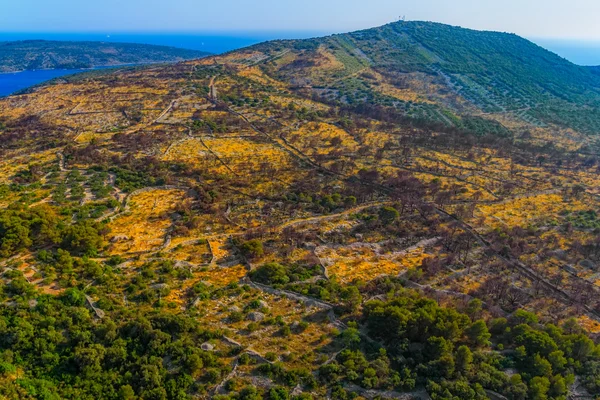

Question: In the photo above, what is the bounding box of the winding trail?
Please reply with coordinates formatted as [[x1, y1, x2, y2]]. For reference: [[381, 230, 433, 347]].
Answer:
[[277, 201, 388, 230], [208, 76, 217, 101], [57, 152, 67, 172]]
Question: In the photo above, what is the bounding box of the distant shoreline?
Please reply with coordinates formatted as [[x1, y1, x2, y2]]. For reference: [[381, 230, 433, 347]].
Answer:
[[0, 39, 208, 75], [0, 60, 172, 75], [0, 63, 165, 98]]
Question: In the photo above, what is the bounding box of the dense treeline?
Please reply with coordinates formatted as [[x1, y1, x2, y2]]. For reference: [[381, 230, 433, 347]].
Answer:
[[315, 283, 600, 400], [0, 204, 106, 258], [5, 275, 600, 399], [0, 292, 225, 399]]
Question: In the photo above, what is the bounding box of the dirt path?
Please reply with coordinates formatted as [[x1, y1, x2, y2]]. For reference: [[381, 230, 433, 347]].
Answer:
[[57, 151, 67, 172], [243, 278, 335, 310], [208, 76, 217, 101], [277, 201, 389, 230], [154, 99, 177, 124], [342, 383, 430, 400]]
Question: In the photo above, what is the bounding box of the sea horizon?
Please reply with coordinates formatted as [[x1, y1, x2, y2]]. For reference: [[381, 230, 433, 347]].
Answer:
[[1, 31, 600, 65], [0, 31, 331, 54], [531, 37, 600, 66]]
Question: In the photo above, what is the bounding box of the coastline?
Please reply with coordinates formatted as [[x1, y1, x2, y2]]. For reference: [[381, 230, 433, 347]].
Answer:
[[0, 60, 187, 75], [0, 63, 155, 98]]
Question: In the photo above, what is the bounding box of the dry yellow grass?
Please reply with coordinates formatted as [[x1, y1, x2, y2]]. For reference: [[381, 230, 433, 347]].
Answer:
[[269, 95, 329, 112], [238, 66, 287, 89], [107, 188, 185, 254], [287, 122, 359, 157], [161, 138, 210, 165], [202, 137, 293, 176], [369, 71, 433, 104], [208, 238, 230, 262], [166, 239, 212, 264], [197, 264, 247, 286], [577, 316, 600, 333], [475, 193, 585, 230], [322, 243, 431, 282], [198, 289, 335, 370], [0, 149, 55, 184]]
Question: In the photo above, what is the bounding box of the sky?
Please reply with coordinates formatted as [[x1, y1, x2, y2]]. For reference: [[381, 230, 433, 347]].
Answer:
[[2, 0, 600, 40]]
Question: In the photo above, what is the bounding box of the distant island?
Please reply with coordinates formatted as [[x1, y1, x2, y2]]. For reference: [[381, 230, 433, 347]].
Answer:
[[0, 40, 209, 72]]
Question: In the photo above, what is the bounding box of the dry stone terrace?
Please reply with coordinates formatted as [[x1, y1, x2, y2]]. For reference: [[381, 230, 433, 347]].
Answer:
[[3, 23, 600, 398]]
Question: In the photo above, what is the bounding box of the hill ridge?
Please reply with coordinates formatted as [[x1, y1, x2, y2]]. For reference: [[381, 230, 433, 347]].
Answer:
[[241, 20, 600, 132]]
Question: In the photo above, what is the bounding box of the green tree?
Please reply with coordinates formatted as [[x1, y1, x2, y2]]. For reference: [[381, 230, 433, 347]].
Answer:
[[344, 196, 357, 208], [455, 345, 473, 374], [425, 336, 453, 361], [239, 386, 262, 400], [513, 328, 558, 358], [547, 350, 567, 372], [466, 320, 491, 347], [0, 215, 31, 257], [250, 263, 289, 285], [340, 327, 361, 349], [531, 354, 552, 378], [61, 220, 104, 256], [340, 286, 362, 311], [240, 239, 264, 259], [549, 375, 568, 398], [505, 374, 528, 400], [119, 385, 136, 400], [571, 334, 595, 362], [465, 299, 483, 319], [61, 288, 86, 307], [511, 309, 538, 326], [268, 387, 290, 400], [378, 206, 399, 225], [528, 376, 550, 400]]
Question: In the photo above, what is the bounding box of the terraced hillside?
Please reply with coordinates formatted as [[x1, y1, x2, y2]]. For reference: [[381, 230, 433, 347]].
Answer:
[[2, 22, 600, 400], [249, 21, 600, 133]]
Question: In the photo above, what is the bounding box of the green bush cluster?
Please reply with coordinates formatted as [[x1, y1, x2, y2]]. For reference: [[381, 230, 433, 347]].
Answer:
[[317, 289, 600, 399], [0, 204, 106, 258], [0, 296, 225, 399]]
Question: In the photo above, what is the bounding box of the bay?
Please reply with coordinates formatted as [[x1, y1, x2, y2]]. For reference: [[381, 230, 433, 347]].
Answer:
[[0, 69, 91, 97]]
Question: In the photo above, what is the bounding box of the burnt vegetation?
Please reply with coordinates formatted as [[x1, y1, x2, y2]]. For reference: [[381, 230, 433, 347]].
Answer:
[[2, 20, 600, 400]]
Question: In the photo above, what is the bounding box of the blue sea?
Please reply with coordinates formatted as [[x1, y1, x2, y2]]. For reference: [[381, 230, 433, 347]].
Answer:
[[1, 32, 599, 97], [0, 32, 327, 54], [531, 38, 600, 66], [0, 67, 121, 97]]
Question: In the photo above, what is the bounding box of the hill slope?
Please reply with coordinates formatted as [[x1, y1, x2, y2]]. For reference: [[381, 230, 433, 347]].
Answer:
[[0, 40, 209, 72], [248, 21, 600, 133], [2, 21, 600, 399]]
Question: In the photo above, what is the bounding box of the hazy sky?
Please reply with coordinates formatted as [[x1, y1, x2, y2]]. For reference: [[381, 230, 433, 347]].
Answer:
[[2, 0, 600, 40]]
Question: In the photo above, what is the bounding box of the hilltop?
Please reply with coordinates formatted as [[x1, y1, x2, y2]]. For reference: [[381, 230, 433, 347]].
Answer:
[[248, 20, 600, 133], [0, 40, 209, 72], [2, 21, 600, 399]]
